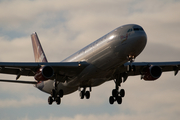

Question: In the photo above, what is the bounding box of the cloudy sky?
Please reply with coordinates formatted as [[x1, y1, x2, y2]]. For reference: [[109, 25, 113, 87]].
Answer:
[[0, 0, 180, 120]]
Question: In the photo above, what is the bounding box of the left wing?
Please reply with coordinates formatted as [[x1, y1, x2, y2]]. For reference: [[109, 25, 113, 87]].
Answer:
[[0, 61, 89, 82], [119, 61, 180, 81], [0, 79, 37, 84]]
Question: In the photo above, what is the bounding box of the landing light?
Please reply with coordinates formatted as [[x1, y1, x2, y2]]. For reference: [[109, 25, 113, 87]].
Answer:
[[109, 35, 115, 40]]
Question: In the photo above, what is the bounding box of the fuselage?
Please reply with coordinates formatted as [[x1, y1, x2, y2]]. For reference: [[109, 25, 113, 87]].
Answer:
[[36, 24, 147, 95]]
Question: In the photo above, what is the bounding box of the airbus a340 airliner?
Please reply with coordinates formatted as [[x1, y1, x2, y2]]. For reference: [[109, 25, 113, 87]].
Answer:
[[0, 24, 179, 105]]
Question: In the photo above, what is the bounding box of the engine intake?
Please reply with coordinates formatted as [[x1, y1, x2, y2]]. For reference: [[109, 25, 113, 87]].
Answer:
[[34, 66, 54, 81], [143, 65, 162, 81]]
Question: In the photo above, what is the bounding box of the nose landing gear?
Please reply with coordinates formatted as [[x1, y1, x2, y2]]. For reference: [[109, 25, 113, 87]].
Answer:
[[127, 55, 136, 72]]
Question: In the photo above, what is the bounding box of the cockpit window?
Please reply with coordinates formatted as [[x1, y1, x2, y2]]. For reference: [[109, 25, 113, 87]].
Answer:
[[128, 27, 144, 32], [133, 27, 144, 31]]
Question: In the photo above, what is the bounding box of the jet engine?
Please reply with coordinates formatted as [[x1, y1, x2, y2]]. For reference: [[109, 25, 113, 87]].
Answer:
[[142, 65, 162, 81], [34, 66, 54, 81]]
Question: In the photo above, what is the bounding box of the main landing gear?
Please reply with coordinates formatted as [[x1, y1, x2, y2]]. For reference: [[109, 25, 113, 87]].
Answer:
[[109, 77, 125, 105], [109, 55, 135, 105], [48, 81, 64, 105], [79, 87, 91, 99]]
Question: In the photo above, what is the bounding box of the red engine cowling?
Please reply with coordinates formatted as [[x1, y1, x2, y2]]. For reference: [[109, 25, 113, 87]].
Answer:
[[142, 65, 162, 81], [34, 66, 54, 81]]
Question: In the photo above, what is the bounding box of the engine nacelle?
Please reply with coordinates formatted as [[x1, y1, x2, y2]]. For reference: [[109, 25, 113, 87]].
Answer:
[[34, 66, 54, 81], [142, 65, 162, 81]]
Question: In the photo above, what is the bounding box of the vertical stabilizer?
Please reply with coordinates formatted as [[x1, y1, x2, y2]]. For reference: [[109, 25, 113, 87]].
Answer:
[[31, 32, 48, 62]]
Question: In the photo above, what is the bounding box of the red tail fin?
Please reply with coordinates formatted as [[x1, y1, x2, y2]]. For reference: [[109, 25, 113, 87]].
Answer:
[[31, 32, 48, 62]]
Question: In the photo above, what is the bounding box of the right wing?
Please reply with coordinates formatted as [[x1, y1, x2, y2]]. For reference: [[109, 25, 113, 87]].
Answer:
[[115, 61, 180, 81], [124, 61, 180, 76]]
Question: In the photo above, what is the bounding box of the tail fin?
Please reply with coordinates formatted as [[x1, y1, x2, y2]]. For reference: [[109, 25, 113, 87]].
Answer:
[[31, 32, 48, 62]]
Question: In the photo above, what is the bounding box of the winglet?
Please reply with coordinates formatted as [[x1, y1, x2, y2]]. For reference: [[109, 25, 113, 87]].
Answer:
[[31, 32, 48, 62]]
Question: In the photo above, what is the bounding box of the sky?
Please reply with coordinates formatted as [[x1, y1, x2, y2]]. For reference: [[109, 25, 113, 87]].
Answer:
[[0, 0, 180, 120]]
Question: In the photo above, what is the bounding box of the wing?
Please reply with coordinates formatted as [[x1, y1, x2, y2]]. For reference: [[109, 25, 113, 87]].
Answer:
[[0, 61, 89, 82], [0, 79, 37, 84], [120, 61, 180, 80]]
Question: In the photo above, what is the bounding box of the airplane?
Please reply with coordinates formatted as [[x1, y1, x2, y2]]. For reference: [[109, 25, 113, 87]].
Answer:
[[0, 24, 179, 105]]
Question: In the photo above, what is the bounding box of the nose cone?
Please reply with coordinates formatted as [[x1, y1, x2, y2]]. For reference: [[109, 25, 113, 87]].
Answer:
[[137, 32, 147, 47], [128, 32, 147, 57]]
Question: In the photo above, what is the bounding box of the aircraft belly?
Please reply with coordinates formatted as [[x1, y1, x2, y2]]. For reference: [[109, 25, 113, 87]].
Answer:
[[36, 64, 113, 96], [36, 80, 78, 95]]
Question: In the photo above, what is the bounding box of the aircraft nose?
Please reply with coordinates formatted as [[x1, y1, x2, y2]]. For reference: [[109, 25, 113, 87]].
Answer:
[[128, 32, 147, 57], [134, 32, 147, 47]]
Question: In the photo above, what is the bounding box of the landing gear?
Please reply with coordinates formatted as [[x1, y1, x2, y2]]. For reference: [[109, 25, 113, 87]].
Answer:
[[109, 75, 125, 105], [127, 55, 135, 63], [109, 88, 125, 105], [55, 97, 61, 105], [48, 89, 63, 105], [127, 55, 136, 72], [79, 87, 91, 99], [48, 96, 53, 105], [48, 80, 64, 105], [109, 55, 134, 105]]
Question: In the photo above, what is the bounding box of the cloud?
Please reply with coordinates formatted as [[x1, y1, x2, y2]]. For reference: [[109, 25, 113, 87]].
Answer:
[[16, 108, 180, 120], [0, 95, 46, 108], [0, 0, 180, 61], [0, 0, 180, 120]]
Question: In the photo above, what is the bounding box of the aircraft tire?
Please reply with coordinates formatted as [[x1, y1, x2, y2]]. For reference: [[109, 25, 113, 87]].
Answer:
[[85, 91, 90, 99], [59, 89, 64, 98], [116, 96, 122, 104], [56, 97, 61, 105], [48, 96, 53, 105], [112, 89, 118, 97], [80, 91, 84, 99], [109, 96, 114, 104], [120, 89, 125, 97]]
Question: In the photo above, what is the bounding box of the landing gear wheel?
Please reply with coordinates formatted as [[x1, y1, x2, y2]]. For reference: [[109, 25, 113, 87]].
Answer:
[[59, 89, 64, 98], [109, 96, 114, 105], [109, 77, 126, 105], [112, 89, 118, 97], [85, 91, 90, 99], [79, 87, 92, 100], [80, 91, 85, 99], [48, 96, 53, 105], [56, 97, 61, 105], [116, 96, 122, 104], [120, 89, 125, 97]]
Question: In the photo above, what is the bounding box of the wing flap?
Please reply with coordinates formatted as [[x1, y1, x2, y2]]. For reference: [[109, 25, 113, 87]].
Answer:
[[0, 67, 34, 76]]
